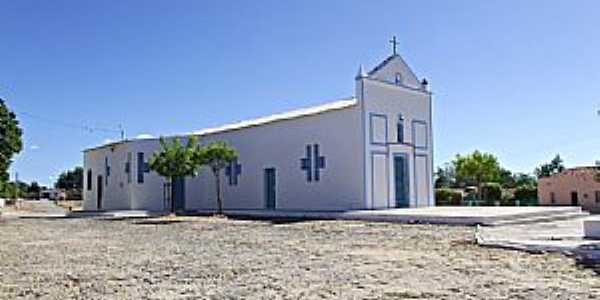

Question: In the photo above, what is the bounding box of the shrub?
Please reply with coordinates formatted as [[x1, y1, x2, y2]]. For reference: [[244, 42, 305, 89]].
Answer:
[[500, 189, 515, 206], [514, 185, 538, 205], [435, 188, 463, 206], [481, 182, 502, 202]]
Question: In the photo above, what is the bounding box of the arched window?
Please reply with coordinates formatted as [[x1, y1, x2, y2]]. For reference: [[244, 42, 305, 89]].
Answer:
[[397, 114, 404, 143], [394, 72, 403, 85]]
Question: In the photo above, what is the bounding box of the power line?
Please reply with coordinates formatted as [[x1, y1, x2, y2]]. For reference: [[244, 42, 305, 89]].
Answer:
[[13, 109, 125, 138]]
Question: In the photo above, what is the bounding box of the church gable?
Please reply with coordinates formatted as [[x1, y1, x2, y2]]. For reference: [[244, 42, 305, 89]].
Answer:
[[368, 54, 422, 89]]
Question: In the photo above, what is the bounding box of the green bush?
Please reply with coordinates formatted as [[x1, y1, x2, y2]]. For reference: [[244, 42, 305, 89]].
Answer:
[[514, 185, 538, 204], [435, 188, 463, 206], [482, 182, 502, 202]]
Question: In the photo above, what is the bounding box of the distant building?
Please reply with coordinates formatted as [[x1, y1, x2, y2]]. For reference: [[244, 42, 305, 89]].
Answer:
[[538, 166, 600, 212], [82, 46, 435, 212]]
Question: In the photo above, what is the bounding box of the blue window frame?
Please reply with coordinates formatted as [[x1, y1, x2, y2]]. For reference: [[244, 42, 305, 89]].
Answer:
[[125, 152, 132, 184], [105, 157, 110, 186], [300, 145, 312, 182], [300, 144, 326, 182], [313, 144, 326, 182], [225, 159, 242, 186], [137, 152, 148, 184]]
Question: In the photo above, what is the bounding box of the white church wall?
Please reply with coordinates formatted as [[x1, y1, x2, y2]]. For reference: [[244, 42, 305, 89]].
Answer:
[[369, 56, 422, 89], [83, 142, 132, 211], [371, 152, 389, 208], [127, 139, 167, 211], [415, 154, 431, 207], [360, 75, 434, 209], [84, 103, 365, 212], [186, 104, 365, 211]]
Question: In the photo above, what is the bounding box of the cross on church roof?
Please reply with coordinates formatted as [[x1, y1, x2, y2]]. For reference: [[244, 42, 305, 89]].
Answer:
[[389, 36, 398, 56]]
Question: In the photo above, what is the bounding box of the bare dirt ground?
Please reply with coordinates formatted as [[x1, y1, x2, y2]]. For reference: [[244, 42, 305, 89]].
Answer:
[[1, 217, 599, 299]]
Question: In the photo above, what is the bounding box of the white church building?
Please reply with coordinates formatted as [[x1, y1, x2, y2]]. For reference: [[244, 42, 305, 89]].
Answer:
[[83, 46, 434, 212]]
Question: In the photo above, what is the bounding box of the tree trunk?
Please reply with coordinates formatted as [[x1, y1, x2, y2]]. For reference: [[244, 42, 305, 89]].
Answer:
[[214, 169, 223, 215]]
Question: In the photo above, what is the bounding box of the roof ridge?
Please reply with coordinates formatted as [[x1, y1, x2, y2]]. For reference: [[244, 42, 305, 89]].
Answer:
[[191, 96, 357, 136], [83, 97, 358, 152], [368, 54, 398, 75]]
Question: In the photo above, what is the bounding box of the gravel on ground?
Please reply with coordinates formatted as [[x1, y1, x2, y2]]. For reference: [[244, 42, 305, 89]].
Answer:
[[0, 217, 599, 299]]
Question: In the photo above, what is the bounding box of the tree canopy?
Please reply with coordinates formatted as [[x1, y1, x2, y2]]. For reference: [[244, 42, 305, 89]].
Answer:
[[534, 154, 565, 179], [0, 99, 23, 185], [195, 141, 238, 175], [196, 141, 238, 215], [149, 136, 202, 179], [148, 136, 203, 213], [434, 163, 455, 188], [55, 167, 84, 190], [453, 150, 502, 199]]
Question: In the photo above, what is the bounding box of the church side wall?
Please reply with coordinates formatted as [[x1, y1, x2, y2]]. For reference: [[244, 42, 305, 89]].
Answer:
[[84, 104, 365, 212], [186, 105, 365, 211], [83, 142, 132, 211]]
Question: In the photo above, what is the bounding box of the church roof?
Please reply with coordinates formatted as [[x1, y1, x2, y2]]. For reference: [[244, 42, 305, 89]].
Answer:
[[191, 97, 357, 136], [84, 97, 357, 152]]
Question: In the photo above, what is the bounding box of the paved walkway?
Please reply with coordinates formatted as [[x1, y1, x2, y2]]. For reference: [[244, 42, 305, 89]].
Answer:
[[193, 206, 585, 226], [477, 217, 600, 264], [2, 205, 587, 226], [0, 200, 68, 219]]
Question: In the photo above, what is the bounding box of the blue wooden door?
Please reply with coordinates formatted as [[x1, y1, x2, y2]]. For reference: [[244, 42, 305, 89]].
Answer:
[[97, 175, 103, 210], [394, 156, 409, 208], [173, 177, 186, 211], [264, 168, 276, 209]]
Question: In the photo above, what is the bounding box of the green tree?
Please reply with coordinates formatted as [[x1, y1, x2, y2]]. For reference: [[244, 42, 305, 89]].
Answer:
[[28, 181, 41, 199], [534, 154, 565, 179], [513, 173, 537, 187], [0, 99, 23, 194], [499, 168, 515, 188], [2, 181, 17, 199], [453, 150, 502, 200], [149, 136, 202, 213], [434, 163, 455, 188], [196, 141, 238, 215], [55, 167, 84, 189]]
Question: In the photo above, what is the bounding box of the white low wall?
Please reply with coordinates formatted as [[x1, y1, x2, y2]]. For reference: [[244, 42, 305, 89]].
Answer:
[[584, 218, 600, 239]]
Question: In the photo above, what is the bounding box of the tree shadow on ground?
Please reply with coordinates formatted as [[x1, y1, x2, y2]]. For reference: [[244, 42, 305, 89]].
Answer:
[[92, 217, 188, 225], [574, 244, 600, 275], [180, 210, 336, 225], [223, 215, 327, 225], [131, 219, 187, 225]]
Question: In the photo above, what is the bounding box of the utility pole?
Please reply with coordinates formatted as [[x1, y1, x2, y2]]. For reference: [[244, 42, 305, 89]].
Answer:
[[14, 171, 19, 200], [119, 124, 125, 141]]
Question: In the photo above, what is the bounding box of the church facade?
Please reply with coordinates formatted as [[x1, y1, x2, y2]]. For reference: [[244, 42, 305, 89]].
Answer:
[[83, 51, 434, 212]]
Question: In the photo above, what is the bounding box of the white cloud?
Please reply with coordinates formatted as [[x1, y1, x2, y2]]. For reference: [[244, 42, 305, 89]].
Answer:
[[135, 134, 154, 140], [30, 145, 40, 150]]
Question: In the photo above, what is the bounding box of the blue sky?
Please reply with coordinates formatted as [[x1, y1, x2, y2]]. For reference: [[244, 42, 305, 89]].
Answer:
[[1, 1, 599, 186]]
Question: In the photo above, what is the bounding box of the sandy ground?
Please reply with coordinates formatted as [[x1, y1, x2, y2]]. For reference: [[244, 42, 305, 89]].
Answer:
[[0, 217, 599, 299]]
